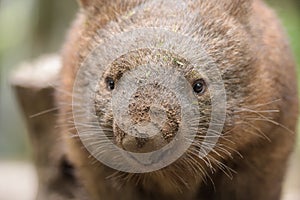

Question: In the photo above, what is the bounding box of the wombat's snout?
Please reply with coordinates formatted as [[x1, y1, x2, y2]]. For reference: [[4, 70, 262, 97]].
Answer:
[[114, 87, 181, 153]]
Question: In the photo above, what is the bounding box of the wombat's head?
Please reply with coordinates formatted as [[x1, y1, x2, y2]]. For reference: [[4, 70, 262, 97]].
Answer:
[[64, 0, 288, 195], [98, 49, 210, 153]]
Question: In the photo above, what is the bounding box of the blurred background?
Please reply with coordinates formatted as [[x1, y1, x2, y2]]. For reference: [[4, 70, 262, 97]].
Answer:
[[0, 0, 299, 199]]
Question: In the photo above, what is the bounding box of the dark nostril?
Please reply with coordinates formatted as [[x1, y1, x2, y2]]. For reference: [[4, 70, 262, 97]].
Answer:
[[106, 77, 115, 90]]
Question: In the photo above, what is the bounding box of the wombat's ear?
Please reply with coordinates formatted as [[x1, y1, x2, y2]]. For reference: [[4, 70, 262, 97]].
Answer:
[[225, 0, 253, 21], [77, 0, 92, 9]]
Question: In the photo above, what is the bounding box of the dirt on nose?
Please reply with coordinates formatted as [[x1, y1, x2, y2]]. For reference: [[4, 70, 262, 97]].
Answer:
[[114, 83, 181, 153]]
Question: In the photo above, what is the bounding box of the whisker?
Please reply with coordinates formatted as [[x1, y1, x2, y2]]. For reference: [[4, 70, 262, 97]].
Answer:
[[30, 107, 61, 118]]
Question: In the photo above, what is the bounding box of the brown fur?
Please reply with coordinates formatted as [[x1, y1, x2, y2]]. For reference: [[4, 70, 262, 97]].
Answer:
[[58, 0, 298, 199]]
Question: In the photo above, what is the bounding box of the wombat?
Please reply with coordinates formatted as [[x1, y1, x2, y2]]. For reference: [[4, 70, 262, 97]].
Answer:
[[58, 0, 299, 199]]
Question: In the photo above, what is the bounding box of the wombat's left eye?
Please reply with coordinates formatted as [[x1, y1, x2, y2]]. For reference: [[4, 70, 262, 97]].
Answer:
[[193, 79, 206, 94], [106, 77, 115, 91]]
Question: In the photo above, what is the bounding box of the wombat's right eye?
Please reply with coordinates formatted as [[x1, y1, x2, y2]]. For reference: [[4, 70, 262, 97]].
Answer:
[[106, 77, 115, 91]]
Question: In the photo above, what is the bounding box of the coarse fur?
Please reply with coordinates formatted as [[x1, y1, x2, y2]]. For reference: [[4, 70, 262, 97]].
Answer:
[[58, 0, 298, 199]]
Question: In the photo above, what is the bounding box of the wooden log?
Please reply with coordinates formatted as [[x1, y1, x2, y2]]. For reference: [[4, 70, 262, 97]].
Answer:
[[10, 55, 88, 200]]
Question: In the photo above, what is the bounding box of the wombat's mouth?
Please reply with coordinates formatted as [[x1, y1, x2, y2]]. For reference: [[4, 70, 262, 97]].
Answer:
[[125, 148, 172, 166]]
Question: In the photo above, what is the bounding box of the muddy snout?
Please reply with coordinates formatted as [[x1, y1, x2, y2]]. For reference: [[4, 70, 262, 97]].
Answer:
[[114, 85, 181, 153]]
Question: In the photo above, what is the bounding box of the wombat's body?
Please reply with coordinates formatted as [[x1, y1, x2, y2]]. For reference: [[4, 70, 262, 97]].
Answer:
[[58, 0, 298, 199]]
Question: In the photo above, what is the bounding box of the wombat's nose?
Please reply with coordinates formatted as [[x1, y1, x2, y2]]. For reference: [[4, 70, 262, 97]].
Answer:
[[119, 105, 172, 153], [113, 83, 181, 153], [115, 103, 180, 153]]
